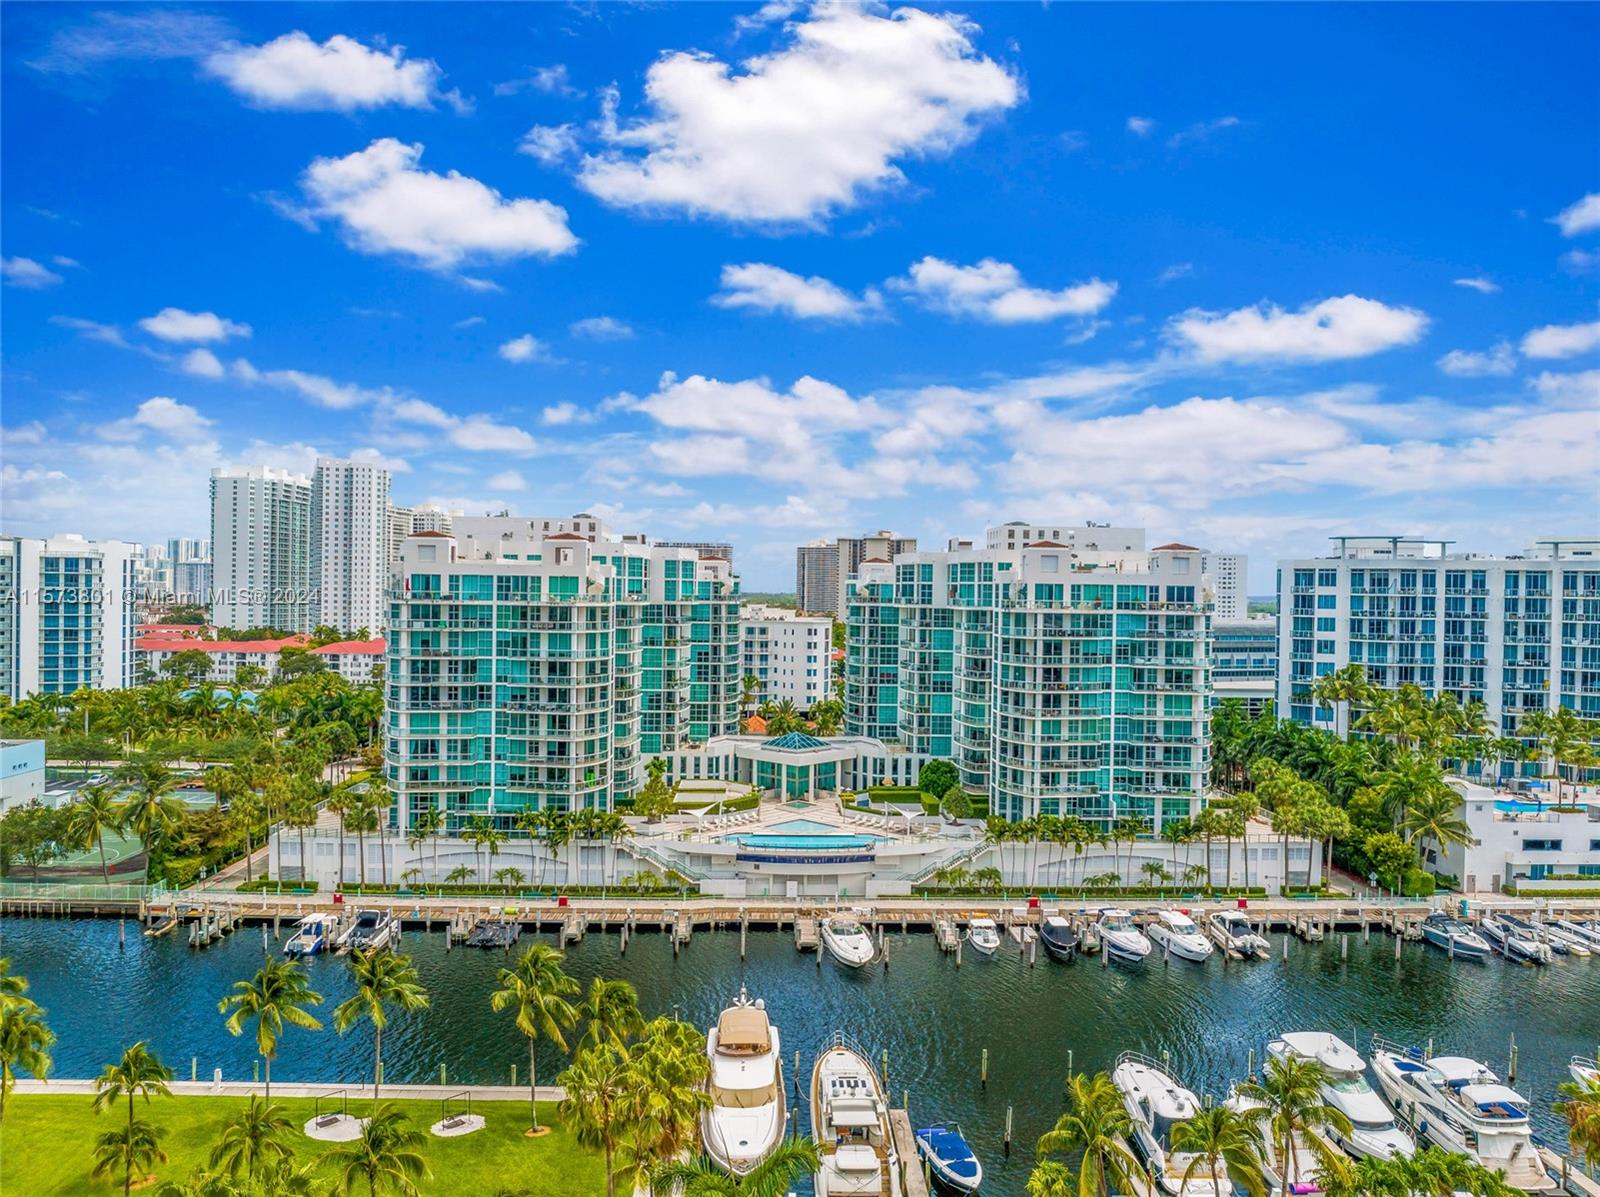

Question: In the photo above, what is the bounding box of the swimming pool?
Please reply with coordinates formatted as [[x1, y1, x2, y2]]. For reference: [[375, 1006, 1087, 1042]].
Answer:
[[767, 817, 845, 835], [1495, 799, 1548, 813], [725, 833, 879, 851]]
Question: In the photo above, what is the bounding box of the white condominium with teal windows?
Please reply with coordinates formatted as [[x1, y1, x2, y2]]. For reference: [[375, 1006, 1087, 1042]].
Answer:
[[0, 534, 138, 697], [845, 533, 1213, 830], [385, 517, 739, 829], [1276, 536, 1600, 758]]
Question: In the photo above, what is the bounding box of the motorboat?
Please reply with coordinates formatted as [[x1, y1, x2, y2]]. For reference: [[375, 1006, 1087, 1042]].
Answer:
[[1096, 910, 1152, 963], [1226, 1086, 1329, 1194], [1147, 910, 1214, 963], [1418, 912, 1491, 962], [282, 913, 339, 957], [1554, 918, 1600, 951], [1501, 912, 1566, 955], [966, 918, 1001, 956], [821, 915, 876, 969], [1572, 1056, 1600, 1087], [915, 1123, 982, 1194], [702, 987, 785, 1176], [1039, 915, 1081, 962], [812, 1032, 902, 1197], [1113, 1051, 1233, 1196], [1369, 1039, 1555, 1192], [339, 909, 399, 953], [1479, 913, 1552, 964], [1208, 909, 1270, 959], [1539, 921, 1593, 956], [1267, 1032, 1413, 1162]]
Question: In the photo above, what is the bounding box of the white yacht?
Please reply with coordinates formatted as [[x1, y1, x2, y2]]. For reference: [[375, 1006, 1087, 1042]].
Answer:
[[821, 915, 876, 969], [1226, 1086, 1330, 1195], [1113, 1052, 1233, 1196], [1537, 920, 1592, 957], [966, 918, 1001, 955], [702, 988, 785, 1176], [1555, 918, 1600, 951], [812, 1033, 902, 1197], [1479, 913, 1552, 964], [1370, 1040, 1555, 1192], [1097, 910, 1152, 963], [1208, 909, 1270, 959], [1267, 1032, 1413, 1162], [339, 909, 399, 953], [1572, 1056, 1599, 1087], [1147, 910, 1214, 962]]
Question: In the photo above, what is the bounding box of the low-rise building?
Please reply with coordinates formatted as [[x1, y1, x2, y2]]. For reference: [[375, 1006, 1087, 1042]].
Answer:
[[136, 632, 311, 683], [740, 604, 832, 710], [312, 638, 385, 684], [1, 739, 45, 813], [1429, 777, 1600, 894]]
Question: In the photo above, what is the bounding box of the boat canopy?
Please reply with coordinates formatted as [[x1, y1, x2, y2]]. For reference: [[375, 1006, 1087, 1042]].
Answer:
[[1045, 915, 1071, 928], [1431, 1057, 1495, 1084], [1459, 1084, 1528, 1118], [921, 1129, 979, 1179], [717, 1008, 772, 1054]]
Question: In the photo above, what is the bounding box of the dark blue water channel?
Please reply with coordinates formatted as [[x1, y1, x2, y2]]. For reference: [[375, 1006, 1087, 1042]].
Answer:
[[5, 917, 1596, 1196]]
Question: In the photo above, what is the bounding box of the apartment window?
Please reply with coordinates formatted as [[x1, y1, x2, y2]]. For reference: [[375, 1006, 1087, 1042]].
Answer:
[[1522, 839, 1562, 851]]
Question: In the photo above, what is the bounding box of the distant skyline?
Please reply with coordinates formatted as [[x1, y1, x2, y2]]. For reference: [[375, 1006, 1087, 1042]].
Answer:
[[2, 3, 1596, 591]]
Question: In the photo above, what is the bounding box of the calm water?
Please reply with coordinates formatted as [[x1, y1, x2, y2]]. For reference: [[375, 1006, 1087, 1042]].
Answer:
[[6, 917, 1597, 1195]]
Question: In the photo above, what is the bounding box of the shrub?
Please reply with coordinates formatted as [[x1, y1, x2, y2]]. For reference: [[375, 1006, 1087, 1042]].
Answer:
[[237, 878, 320, 894], [162, 855, 203, 888], [1400, 868, 1435, 898]]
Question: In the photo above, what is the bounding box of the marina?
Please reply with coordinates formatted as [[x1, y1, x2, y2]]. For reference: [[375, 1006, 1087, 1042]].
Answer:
[[7, 911, 1599, 1196]]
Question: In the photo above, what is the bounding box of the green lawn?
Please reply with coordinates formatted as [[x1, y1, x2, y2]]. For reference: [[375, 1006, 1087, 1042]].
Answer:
[[2, 1093, 604, 1196]]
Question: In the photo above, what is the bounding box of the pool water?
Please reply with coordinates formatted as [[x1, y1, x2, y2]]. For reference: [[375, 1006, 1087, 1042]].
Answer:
[[769, 818, 849, 835], [727, 834, 878, 850], [1495, 799, 1547, 813]]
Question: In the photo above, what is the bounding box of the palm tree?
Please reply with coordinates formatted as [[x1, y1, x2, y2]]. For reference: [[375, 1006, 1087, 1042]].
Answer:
[[207, 1096, 296, 1181], [1171, 1104, 1265, 1197], [93, 1042, 175, 1197], [1025, 1161, 1079, 1197], [446, 864, 473, 887], [333, 952, 430, 1101], [512, 807, 543, 889], [559, 1045, 632, 1197], [1556, 1074, 1600, 1170], [650, 1139, 821, 1197], [740, 673, 762, 718], [1237, 1055, 1351, 1188], [624, 1016, 711, 1174], [66, 781, 125, 886], [1311, 663, 1374, 740], [324, 1102, 430, 1197], [1035, 1071, 1143, 1197], [0, 992, 54, 1122], [1521, 706, 1600, 804], [284, 785, 320, 885], [119, 758, 185, 856], [490, 945, 579, 1134], [1399, 785, 1472, 868], [218, 957, 324, 1104], [577, 977, 644, 1053], [92, 1119, 168, 1197]]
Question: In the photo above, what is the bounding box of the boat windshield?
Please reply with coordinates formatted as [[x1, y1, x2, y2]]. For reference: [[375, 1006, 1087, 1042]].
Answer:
[[1102, 915, 1135, 932], [830, 920, 864, 936], [1326, 1074, 1375, 1096]]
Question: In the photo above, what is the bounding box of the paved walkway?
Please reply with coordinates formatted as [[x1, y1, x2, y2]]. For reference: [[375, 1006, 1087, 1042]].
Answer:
[[13, 1079, 566, 1101]]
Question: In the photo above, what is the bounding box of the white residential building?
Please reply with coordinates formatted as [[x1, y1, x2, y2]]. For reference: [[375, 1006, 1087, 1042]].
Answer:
[[313, 638, 386, 684], [136, 631, 310, 684], [409, 504, 458, 535], [796, 531, 917, 616], [0, 534, 138, 696], [985, 521, 1145, 557], [1202, 551, 1249, 620], [313, 457, 391, 636], [1, 739, 45, 813], [387, 505, 415, 568], [210, 465, 314, 632], [740, 604, 833, 709], [1429, 777, 1600, 894], [1276, 536, 1600, 766]]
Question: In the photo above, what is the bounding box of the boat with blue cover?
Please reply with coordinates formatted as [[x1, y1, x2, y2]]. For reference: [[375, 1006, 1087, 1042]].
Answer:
[[915, 1122, 982, 1193]]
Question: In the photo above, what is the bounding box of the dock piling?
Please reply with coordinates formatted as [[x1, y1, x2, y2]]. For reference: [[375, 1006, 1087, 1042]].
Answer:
[[981, 1047, 988, 1091], [1004, 1105, 1013, 1156]]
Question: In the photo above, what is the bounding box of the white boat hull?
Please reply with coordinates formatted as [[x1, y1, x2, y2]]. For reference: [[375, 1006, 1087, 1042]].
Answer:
[[821, 928, 876, 968]]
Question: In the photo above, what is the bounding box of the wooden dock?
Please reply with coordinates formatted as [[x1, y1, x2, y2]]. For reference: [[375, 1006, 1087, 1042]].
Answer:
[[795, 916, 820, 951], [888, 1109, 930, 1197]]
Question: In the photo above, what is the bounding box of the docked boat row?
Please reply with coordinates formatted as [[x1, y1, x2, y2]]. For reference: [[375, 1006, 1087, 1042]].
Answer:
[[280, 909, 398, 957], [1422, 910, 1600, 965]]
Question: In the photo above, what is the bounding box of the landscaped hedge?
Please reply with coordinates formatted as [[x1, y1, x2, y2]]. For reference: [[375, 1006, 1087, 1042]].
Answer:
[[237, 878, 319, 894]]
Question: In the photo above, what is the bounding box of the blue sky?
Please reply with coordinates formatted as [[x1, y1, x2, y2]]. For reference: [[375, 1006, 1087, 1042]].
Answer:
[[2, 2, 1596, 592]]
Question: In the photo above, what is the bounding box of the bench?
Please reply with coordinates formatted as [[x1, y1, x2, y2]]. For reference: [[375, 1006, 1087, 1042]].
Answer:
[[314, 1113, 343, 1129]]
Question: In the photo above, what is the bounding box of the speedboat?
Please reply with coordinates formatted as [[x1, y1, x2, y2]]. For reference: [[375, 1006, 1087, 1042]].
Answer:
[[282, 913, 339, 957], [1268, 1032, 1413, 1161], [1479, 913, 1552, 964], [1572, 1056, 1600, 1087], [1039, 915, 1081, 962], [915, 1123, 982, 1194], [1113, 1051, 1233, 1196], [1419, 912, 1491, 961], [340, 909, 398, 953], [1147, 910, 1214, 962], [1503, 912, 1565, 955], [1226, 1086, 1329, 1194], [1097, 910, 1152, 964], [812, 1032, 902, 1197], [702, 987, 785, 1176], [821, 915, 876, 969], [1540, 921, 1592, 956], [1369, 1039, 1555, 1192], [1554, 918, 1600, 951], [966, 918, 1001, 956], [1209, 909, 1270, 959]]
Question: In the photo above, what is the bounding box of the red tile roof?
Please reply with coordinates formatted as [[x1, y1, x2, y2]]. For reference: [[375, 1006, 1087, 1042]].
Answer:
[[1153, 542, 1199, 551], [311, 639, 386, 655], [743, 715, 768, 734], [1026, 540, 1068, 548], [546, 531, 587, 540], [410, 530, 451, 538], [136, 634, 310, 654], [861, 556, 889, 563]]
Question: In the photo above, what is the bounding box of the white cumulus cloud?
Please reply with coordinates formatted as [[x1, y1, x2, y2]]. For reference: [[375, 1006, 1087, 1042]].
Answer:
[[1521, 319, 1600, 359], [713, 262, 882, 321], [2, 256, 64, 288], [1170, 294, 1429, 363], [569, 316, 634, 341], [1437, 341, 1516, 377], [179, 348, 226, 379], [896, 256, 1116, 323], [299, 138, 578, 271], [486, 470, 527, 491], [1452, 276, 1500, 294], [99, 397, 214, 443], [138, 307, 251, 343], [577, 4, 1019, 224], [1552, 192, 1600, 238], [498, 334, 548, 363], [205, 31, 460, 112]]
